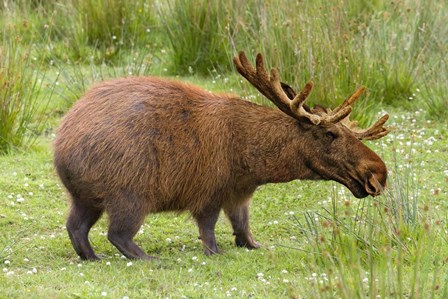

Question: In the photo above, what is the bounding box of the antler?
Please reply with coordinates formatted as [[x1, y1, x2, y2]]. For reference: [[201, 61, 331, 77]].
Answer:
[[233, 51, 390, 140], [320, 88, 391, 140], [340, 114, 390, 140], [233, 51, 322, 125]]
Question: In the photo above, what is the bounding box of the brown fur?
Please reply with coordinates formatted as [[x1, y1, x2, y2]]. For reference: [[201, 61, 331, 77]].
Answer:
[[54, 76, 388, 260]]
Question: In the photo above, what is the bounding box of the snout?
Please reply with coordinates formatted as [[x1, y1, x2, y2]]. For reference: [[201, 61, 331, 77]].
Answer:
[[345, 160, 388, 198]]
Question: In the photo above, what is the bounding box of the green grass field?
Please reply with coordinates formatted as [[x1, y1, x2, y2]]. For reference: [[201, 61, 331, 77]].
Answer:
[[1, 0, 447, 298]]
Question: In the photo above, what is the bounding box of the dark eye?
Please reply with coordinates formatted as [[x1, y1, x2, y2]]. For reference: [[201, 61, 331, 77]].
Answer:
[[326, 131, 336, 141]]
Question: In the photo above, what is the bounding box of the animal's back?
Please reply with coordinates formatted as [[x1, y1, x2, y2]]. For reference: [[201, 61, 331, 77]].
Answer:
[[54, 77, 236, 213]]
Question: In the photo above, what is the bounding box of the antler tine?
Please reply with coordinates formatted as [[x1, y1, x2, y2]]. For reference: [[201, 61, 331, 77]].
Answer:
[[321, 87, 365, 124], [331, 86, 366, 116], [233, 51, 320, 123], [342, 114, 391, 140], [326, 106, 352, 124], [290, 81, 322, 125]]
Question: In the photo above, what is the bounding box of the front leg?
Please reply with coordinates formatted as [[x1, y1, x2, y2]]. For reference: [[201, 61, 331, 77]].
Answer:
[[224, 201, 260, 249], [193, 206, 221, 256]]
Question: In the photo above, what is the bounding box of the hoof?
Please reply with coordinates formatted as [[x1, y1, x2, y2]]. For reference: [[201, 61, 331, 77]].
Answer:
[[235, 236, 261, 249]]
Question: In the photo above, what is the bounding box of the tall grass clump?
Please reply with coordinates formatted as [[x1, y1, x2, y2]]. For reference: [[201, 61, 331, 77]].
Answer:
[[0, 0, 157, 64], [158, 0, 229, 75], [44, 0, 154, 64], [0, 0, 58, 42], [422, 79, 448, 120], [65, 0, 156, 62], [419, 1, 448, 120], [292, 150, 448, 298], [422, 58, 447, 120], [0, 33, 54, 154]]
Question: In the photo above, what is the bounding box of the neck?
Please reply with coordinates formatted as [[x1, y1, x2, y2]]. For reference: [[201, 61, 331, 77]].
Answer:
[[231, 101, 317, 186]]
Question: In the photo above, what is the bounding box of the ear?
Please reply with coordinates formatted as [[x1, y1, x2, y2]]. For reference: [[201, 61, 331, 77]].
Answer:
[[311, 105, 327, 115], [296, 115, 318, 129], [281, 82, 297, 100]]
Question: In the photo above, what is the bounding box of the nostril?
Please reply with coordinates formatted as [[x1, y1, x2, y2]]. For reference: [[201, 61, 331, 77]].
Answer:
[[365, 175, 382, 196]]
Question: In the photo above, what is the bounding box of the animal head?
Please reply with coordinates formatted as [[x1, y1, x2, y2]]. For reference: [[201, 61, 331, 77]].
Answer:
[[234, 52, 390, 198]]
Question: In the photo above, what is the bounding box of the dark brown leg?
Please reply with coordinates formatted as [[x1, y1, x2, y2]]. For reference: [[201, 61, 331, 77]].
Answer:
[[66, 201, 104, 260], [224, 202, 260, 249], [193, 206, 221, 256], [106, 194, 155, 260]]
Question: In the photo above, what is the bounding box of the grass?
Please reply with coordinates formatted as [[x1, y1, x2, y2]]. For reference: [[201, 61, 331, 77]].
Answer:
[[0, 0, 448, 297]]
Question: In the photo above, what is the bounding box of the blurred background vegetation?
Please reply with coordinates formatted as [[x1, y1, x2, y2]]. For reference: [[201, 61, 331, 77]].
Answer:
[[0, 0, 447, 153]]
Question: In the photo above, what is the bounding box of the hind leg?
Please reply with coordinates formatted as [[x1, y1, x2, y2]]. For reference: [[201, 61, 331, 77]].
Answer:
[[66, 201, 104, 260], [224, 201, 260, 249], [106, 194, 155, 260]]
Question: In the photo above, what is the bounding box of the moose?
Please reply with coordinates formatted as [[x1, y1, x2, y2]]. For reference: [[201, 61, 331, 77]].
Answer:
[[54, 52, 390, 260]]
